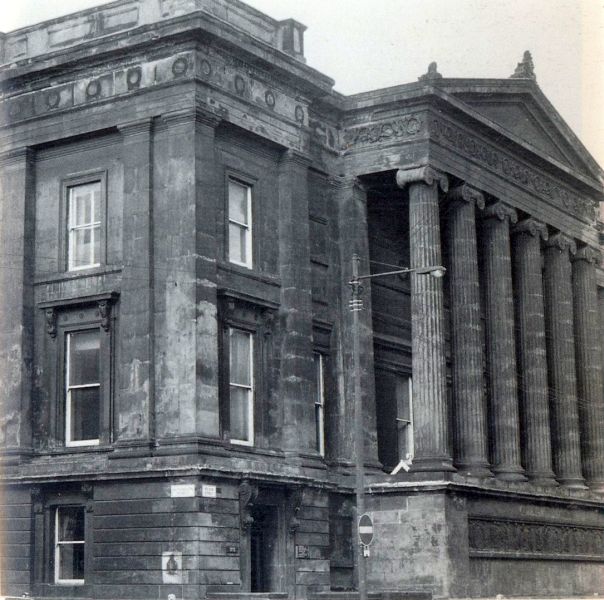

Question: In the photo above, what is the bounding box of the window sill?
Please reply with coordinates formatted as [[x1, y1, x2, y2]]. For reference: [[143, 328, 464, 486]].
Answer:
[[217, 261, 281, 288], [35, 445, 113, 457], [34, 266, 122, 286]]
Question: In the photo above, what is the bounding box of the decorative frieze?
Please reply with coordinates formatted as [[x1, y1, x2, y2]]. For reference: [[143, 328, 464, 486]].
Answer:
[[431, 117, 597, 223], [468, 517, 604, 560], [342, 114, 424, 150]]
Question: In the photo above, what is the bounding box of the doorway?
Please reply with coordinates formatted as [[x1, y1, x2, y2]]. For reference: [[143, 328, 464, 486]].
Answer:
[[249, 505, 281, 592]]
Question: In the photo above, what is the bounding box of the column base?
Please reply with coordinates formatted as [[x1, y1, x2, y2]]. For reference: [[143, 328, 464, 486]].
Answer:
[[557, 477, 588, 490], [492, 465, 527, 482], [410, 455, 456, 474], [585, 479, 604, 493], [454, 461, 494, 479], [526, 471, 558, 487]]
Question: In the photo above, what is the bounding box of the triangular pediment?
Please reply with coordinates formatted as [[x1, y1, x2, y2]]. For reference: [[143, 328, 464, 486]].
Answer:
[[438, 80, 603, 184]]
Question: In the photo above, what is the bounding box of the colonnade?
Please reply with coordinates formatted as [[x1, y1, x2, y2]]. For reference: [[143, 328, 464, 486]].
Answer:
[[396, 166, 604, 491]]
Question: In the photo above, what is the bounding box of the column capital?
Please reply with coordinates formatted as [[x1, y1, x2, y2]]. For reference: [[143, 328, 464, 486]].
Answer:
[[482, 201, 518, 224], [329, 174, 367, 193], [512, 217, 549, 240], [396, 165, 448, 192], [280, 148, 312, 167], [545, 232, 577, 255], [572, 245, 601, 264], [159, 106, 221, 128], [118, 117, 153, 137], [448, 183, 485, 209]]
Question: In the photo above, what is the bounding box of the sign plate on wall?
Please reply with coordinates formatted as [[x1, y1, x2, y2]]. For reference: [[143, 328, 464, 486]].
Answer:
[[170, 483, 195, 498], [358, 513, 374, 546], [202, 484, 217, 498]]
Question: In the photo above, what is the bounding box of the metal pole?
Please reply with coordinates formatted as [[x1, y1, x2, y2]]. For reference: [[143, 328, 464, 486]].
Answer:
[[349, 253, 367, 600]]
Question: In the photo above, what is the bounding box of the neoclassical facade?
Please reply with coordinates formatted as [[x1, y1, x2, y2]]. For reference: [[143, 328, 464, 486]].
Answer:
[[1, 1, 603, 599]]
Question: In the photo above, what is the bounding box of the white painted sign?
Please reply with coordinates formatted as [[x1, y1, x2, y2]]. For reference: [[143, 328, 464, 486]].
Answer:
[[162, 551, 183, 584], [201, 484, 217, 498], [170, 483, 195, 498]]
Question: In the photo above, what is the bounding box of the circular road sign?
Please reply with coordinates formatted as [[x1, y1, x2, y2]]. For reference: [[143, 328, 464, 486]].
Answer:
[[358, 513, 374, 546]]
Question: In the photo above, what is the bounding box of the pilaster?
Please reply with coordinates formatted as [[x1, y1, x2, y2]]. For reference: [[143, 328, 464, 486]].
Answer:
[[511, 218, 557, 486], [278, 150, 315, 455], [572, 245, 604, 491], [396, 166, 454, 473], [544, 233, 586, 489], [333, 175, 380, 467], [481, 201, 526, 481], [0, 148, 35, 463], [446, 183, 491, 478], [152, 107, 221, 442], [116, 118, 154, 448]]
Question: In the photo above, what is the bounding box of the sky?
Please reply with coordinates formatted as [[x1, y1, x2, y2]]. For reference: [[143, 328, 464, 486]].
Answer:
[[1, 0, 603, 168]]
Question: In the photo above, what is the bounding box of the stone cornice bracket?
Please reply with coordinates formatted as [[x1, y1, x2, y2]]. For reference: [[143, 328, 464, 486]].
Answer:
[[98, 300, 112, 332], [45, 308, 57, 338], [286, 485, 305, 535], [238, 479, 258, 532], [512, 217, 549, 240], [396, 166, 449, 193], [545, 232, 577, 255], [572, 245, 601, 264], [117, 117, 153, 137], [280, 148, 312, 167], [448, 183, 485, 209], [482, 201, 518, 224]]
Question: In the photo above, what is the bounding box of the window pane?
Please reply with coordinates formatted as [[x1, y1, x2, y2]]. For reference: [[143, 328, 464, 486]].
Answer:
[[58, 543, 85, 580], [69, 331, 100, 385], [228, 180, 248, 224], [315, 404, 323, 452], [72, 228, 93, 268], [69, 387, 100, 441], [230, 330, 251, 385], [396, 377, 411, 422], [57, 507, 85, 542], [229, 386, 250, 441], [229, 223, 249, 265]]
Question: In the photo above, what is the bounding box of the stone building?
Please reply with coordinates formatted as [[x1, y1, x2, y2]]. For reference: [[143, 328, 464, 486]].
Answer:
[[1, 1, 604, 599]]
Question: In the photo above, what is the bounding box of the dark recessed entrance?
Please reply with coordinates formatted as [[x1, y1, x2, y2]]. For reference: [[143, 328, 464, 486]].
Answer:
[[250, 505, 281, 592]]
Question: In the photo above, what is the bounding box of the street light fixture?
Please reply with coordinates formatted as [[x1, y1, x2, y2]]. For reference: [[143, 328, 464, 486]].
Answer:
[[348, 254, 446, 600]]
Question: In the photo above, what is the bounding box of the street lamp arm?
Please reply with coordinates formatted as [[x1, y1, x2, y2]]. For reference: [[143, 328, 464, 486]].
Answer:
[[350, 265, 446, 283]]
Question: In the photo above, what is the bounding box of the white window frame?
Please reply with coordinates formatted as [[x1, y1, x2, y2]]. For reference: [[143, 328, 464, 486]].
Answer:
[[65, 331, 100, 448], [227, 179, 253, 268], [54, 506, 85, 585], [314, 353, 325, 456], [229, 328, 254, 446], [67, 182, 101, 271]]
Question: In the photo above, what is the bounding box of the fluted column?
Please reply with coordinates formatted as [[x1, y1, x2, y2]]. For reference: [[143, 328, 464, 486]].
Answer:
[[446, 184, 491, 477], [572, 245, 604, 491], [511, 218, 557, 486], [396, 166, 454, 473], [481, 202, 526, 481], [543, 233, 586, 489]]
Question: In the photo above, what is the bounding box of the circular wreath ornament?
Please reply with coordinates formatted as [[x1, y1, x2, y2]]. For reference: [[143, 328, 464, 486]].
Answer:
[[45, 90, 60, 109], [172, 57, 189, 77], [126, 67, 142, 89], [295, 105, 305, 124], [265, 90, 276, 108], [86, 80, 101, 98]]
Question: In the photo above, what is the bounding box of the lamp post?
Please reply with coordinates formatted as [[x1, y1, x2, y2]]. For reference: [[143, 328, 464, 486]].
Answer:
[[349, 254, 446, 600]]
